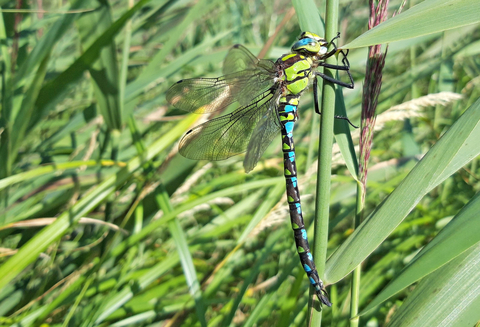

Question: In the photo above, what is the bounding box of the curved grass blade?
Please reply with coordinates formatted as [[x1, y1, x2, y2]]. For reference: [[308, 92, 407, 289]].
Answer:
[[325, 97, 480, 284], [386, 242, 480, 327], [343, 0, 480, 50], [0, 160, 124, 192], [361, 190, 480, 314]]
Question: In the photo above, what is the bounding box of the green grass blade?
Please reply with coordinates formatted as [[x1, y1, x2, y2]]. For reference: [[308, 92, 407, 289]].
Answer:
[[292, 0, 324, 35], [76, 0, 122, 131], [14, 0, 84, 86], [156, 184, 207, 327], [385, 242, 480, 327], [124, 0, 223, 101], [31, 0, 150, 130], [361, 190, 480, 314], [125, 30, 230, 102], [0, 5, 11, 80], [325, 97, 480, 284], [118, 0, 133, 123], [169, 219, 206, 326], [343, 0, 480, 49], [0, 160, 124, 191], [94, 254, 180, 324], [10, 54, 49, 160], [334, 87, 358, 181], [0, 114, 196, 291], [222, 230, 282, 327]]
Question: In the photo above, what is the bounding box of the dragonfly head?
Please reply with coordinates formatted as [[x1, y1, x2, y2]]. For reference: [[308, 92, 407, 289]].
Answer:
[[292, 31, 329, 56]]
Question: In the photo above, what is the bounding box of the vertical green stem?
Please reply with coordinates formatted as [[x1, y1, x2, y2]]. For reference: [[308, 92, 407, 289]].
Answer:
[[310, 0, 339, 325], [349, 182, 364, 327], [119, 0, 134, 118]]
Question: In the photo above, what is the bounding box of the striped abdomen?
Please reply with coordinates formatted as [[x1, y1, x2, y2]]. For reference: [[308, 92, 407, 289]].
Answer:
[[278, 94, 331, 306]]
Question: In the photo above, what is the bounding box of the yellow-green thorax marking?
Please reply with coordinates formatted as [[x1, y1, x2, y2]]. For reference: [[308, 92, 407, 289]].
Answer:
[[276, 31, 329, 97]]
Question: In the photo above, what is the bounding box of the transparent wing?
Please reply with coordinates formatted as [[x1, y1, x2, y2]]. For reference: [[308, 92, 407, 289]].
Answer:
[[166, 45, 276, 114], [179, 88, 279, 162], [222, 44, 275, 75], [243, 94, 282, 173]]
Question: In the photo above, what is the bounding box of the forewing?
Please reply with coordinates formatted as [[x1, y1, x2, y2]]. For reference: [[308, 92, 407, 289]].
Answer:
[[223, 45, 277, 106], [243, 92, 281, 173], [166, 45, 276, 114], [179, 89, 277, 162]]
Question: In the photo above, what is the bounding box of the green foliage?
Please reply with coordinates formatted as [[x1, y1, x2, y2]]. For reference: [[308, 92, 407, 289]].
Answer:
[[0, 0, 479, 326]]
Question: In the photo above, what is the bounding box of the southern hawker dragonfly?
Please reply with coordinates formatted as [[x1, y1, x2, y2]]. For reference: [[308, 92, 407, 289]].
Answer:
[[167, 32, 354, 306]]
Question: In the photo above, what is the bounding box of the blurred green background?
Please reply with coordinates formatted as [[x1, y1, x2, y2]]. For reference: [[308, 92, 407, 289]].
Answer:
[[0, 0, 480, 326]]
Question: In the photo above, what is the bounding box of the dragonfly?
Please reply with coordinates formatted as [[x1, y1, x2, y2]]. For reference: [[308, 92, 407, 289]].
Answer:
[[166, 31, 354, 306]]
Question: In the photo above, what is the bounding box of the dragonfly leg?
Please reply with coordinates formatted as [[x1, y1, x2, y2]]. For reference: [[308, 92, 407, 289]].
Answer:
[[316, 49, 354, 89], [318, 62, 350, 71], [323, 32, 341, 58], [315, 71, 354, 89], [313, 74, 358, 128], [313, 74, 321, 115], [318, 50, 351, 71]]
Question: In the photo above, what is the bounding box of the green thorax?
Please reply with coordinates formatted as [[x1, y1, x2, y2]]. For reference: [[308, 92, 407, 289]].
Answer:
[[277, 53, 314, 95]]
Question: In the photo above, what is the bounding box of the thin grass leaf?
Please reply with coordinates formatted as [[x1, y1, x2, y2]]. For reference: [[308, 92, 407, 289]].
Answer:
[[334, 87, 358, 181], [343, 0, 480, 49], [125, 0, 224, 101], [31, 0, 150, 131], [0, 160, 124, 192], [14, 0, 84, 86], [10, 54, 49, 160], [0, 5, 11, 80], [76, 0, 122, 131], [292, 0, 324, 36], [159, 188, 207, 327], [94, 254, 180, 324], [222, 230, 282, 327]]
